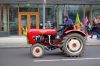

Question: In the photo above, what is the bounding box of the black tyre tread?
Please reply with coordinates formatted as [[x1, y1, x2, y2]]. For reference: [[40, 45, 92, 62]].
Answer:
[[63, 33, 86, 57], [60, 47, 64, 53]]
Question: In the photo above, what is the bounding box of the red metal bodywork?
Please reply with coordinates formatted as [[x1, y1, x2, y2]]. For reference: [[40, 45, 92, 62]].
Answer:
[[27, 29, 57, 44], [65, 30, 86, 36], [27, 28, 86, 45]]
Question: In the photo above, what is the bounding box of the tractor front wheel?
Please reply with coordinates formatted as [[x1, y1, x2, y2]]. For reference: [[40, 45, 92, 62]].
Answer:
[[30, 44, 44, 58], [63, 33, 85, 57]]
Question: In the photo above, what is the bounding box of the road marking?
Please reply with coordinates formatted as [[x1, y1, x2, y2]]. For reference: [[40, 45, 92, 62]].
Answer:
[[33, 58, 100, 62]]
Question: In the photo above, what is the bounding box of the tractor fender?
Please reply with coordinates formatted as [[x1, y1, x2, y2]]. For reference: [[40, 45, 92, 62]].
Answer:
[[65, 30, 86, 37]]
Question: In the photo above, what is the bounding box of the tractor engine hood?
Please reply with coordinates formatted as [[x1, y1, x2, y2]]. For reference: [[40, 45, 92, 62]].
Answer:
[[27, 29, 57, 44], [27, 29, 57, 36]]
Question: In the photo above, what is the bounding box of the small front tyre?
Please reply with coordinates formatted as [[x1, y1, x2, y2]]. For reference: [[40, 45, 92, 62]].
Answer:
[[30, 44, 44, 58]]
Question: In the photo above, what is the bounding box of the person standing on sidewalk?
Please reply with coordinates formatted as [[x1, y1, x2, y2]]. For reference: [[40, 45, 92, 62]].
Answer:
[[46, 19, 51, 29], [90, 16, 100, 38], [96, 16, 100, 39], [22, 26, 27, 36]]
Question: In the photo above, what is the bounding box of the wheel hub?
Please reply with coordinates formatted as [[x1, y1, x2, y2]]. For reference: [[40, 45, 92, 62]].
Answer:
[[35, 48, 40, 53], [72, 43, 77, 48], [67, 39, 81, 52], [32, 47, 42, 57]]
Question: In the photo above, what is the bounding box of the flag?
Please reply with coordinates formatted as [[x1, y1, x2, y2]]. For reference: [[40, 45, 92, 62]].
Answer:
[[75, 13, 81, 30]]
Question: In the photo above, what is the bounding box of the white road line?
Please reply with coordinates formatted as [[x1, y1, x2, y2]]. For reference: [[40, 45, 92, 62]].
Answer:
[[33, 58, 100, 62]]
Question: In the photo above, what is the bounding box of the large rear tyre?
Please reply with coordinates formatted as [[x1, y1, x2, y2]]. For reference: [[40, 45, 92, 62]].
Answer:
[[63, 33, 85, 57], [30, 44, 44, 58]]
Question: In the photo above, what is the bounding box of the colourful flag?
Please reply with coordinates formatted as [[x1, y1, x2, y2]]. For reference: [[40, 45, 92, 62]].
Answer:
[[75, 13, 81, 30]]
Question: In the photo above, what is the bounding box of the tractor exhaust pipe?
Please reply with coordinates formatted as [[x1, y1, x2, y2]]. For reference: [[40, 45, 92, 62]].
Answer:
[[48, 35, 51, 44]]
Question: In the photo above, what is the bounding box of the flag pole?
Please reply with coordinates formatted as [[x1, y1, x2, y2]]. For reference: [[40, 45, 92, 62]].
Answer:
[[90, 0, 93, 26], [83, 0, 86, 18], [83, 0, 87, 33], [43, 0, 46, 29]]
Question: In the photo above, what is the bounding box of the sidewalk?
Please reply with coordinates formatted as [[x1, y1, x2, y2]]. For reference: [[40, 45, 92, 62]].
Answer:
[[87, 35, 100, 45], [0, 35, 100, 48], [0, 36, 31, 48]]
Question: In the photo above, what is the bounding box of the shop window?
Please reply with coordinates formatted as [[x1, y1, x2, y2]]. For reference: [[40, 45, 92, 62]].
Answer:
[[9, 5, 18, 34]]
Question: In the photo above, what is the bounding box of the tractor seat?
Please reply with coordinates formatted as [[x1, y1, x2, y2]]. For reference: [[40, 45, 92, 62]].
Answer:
[[66, 24, 74, 31]]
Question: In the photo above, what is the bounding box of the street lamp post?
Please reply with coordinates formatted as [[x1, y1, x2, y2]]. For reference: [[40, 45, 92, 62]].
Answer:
[[43, 0, 46, 29]]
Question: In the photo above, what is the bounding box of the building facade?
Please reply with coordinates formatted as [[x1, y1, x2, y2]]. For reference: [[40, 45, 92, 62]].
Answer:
[[0, 0, 100, 35]]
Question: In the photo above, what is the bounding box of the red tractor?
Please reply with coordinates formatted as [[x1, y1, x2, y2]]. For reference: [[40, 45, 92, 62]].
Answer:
[[27, 27, 86, 58]]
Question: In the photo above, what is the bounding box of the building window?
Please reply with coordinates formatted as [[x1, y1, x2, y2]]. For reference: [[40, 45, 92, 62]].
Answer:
[[9, 5, 18, 34]]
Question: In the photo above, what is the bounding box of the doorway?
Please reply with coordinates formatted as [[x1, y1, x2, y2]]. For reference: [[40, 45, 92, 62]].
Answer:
[[18, 12, 39, 36]]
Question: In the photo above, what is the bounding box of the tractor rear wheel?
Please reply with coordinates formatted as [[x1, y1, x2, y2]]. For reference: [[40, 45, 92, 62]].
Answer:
[[63, 33, 85, 57], [30, 44, 44, 58]]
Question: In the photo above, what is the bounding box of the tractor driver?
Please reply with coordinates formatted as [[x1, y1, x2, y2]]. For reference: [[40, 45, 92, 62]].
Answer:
[[58, 16, 74, 35]]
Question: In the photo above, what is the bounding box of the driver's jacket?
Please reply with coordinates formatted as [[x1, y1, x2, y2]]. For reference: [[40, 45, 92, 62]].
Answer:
[[60, 19, 74, 30], [59, 18, 74, 35]]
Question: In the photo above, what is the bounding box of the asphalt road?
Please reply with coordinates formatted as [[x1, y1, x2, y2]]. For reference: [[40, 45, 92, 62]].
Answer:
[[0, 46, 100, 66]]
